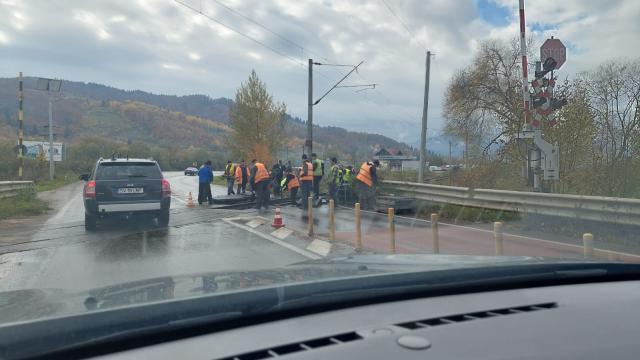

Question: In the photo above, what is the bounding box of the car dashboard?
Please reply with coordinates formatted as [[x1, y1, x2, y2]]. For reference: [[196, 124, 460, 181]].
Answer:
[[94, 280, 640, 359]]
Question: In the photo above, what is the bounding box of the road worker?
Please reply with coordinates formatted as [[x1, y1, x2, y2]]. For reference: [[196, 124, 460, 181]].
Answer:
[[327, 157, 341, 201], [197, 160, 214, 205], [355, 159, 380, 211], [300, 154, 314, 212], [311, 153, 324, 200], [235, 159, 248, 194], [341, 165, 355, 204], [249, 159, 270, 210], [224, 160, 236, 195], [281, 168, 300, 206]]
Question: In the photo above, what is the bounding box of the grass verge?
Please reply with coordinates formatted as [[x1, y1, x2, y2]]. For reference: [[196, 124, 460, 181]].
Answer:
[[0, 191, 50, 220], [34, 174, 78, 192]]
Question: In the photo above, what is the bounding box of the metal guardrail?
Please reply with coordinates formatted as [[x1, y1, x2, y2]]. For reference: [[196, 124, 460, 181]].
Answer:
[[0, 181, 34, 199], [383, 180, 640, 226]]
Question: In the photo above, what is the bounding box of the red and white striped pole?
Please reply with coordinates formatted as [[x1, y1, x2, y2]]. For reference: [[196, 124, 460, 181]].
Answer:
[[519, 0, 533, 128]]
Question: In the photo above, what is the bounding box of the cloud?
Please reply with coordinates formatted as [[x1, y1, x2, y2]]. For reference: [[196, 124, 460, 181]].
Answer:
[[0, 0, 638, 144]]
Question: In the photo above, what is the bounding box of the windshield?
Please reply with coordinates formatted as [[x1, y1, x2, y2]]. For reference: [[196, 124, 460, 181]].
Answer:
[[1, 0, 639, 338], [95, 163, 162, 180]]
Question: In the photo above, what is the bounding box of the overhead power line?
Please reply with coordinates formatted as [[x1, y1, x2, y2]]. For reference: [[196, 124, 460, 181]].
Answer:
[[379, 0, 427, 51], [175, 1, 305, 68], [175, 0, 340, 83], [210, 0, 331, 62], [178, 0, 418, 134]]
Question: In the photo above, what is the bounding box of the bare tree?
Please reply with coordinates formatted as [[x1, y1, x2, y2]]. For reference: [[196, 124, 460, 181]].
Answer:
[[443, 38, 536, 160], [582, 60, 640, 167]]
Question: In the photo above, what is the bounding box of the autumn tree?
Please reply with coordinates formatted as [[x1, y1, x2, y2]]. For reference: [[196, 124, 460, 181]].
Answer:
[[228, 70, 286, 164], [443, 69, 493, 166], [443, 38, 532, 154]]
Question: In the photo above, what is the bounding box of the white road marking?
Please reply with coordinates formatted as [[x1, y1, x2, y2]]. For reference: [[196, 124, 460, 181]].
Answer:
[[46, 191, 81, 225], [223, 217, 321, 260], [271, 227, 293, 240], [246, 218, 265, 228], [306, 239, 331, 257]]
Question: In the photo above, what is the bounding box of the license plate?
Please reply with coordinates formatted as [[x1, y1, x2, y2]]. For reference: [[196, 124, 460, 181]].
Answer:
[[117, 187, 144, 194]]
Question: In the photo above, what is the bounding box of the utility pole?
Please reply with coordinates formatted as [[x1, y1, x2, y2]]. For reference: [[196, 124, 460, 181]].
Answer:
[[306, 59, 372, 159], [48, 90, 54, 180], [36, 77, 62, 181], [448, 140, 452, 186], [18, 72, 24, 180], [306, 59, 313, 156], [418, 51, 432, 183]]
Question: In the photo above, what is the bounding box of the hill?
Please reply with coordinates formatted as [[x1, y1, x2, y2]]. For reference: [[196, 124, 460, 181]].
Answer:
[[0, 76, 417, 173]]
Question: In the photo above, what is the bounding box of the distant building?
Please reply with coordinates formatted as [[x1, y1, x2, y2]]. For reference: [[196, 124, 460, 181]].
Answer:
[[373, 148, 417, 170]]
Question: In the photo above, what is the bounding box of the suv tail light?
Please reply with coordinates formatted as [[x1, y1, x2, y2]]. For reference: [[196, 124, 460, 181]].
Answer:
[[162, 179, 171, 198], [84, 180, 96, 199]]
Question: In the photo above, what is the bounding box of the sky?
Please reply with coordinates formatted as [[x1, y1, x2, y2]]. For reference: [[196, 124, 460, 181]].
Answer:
[[1, 0, 639, 145]]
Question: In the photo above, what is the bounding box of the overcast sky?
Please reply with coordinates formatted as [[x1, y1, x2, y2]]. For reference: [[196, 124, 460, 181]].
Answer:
[[1, 0, 639, 144]]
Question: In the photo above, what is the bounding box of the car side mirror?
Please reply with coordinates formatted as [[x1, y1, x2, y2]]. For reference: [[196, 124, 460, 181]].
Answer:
[[79, 174, 89, 181]]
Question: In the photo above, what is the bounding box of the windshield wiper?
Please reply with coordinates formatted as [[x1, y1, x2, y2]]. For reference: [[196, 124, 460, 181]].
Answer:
[[127, 174, 147, 178]]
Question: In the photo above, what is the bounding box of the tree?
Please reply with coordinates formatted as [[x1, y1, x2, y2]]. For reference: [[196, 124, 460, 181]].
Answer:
[[579, 60, 640, 195], [543, 79, 599, 194], [442, 38, 534, 162], [443, 69, 492, 167], [228, 70, 286, 164]]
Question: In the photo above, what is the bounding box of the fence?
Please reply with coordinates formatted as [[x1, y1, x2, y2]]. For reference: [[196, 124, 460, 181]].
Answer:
[[0, 181, 34, 199], [383, 180, 640, 226]]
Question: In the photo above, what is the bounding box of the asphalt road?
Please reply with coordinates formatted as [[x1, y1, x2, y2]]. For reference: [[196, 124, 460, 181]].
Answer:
[[2, 171, 640, 294], [0, 172, 308, 292]]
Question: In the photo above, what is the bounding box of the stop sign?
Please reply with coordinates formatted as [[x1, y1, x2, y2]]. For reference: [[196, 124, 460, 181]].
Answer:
[[540, 38, 566, 70]]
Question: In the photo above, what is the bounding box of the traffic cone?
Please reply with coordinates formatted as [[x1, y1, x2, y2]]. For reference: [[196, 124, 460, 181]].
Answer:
[[186, 192, 196, 208], [271, 207, 285, 228]]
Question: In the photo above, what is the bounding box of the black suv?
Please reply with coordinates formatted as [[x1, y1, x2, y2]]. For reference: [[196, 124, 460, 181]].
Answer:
[[80, 158, 171, 230]]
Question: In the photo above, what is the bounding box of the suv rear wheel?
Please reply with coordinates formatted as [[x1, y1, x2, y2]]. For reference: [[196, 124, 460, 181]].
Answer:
[[85, 213, 97, 231], [158, 209, 170, 227]]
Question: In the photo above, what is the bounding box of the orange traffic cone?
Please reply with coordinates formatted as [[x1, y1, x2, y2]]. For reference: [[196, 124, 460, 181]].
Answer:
[[186, 192, 196, 208], [271, 207, 285, 228]]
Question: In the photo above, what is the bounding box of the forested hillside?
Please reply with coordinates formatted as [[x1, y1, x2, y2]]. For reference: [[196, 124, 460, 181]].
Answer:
[[0, 77, 417, 179]]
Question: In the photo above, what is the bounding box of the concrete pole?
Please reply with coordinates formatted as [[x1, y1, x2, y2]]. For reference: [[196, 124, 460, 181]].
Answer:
[[328, 199, 335, 241], [307, 196, 313, 236], [388, 208, 396, 254], [431, 213, 439, 254], [494, 221, 504, 256], [418, 51, 432, 183], [306, 59, 313, 156], [18, 72, 24, 180], [583, 233, 594, 259], [48, 91, 54, 180], [355, 202, 362, 250]]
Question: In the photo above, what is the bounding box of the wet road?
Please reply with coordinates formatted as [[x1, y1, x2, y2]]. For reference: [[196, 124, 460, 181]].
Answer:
[[0, 172, 309, 292]]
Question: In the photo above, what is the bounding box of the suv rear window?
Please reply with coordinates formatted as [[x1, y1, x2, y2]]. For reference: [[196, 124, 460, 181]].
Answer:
[[95, 162, 162, 180]]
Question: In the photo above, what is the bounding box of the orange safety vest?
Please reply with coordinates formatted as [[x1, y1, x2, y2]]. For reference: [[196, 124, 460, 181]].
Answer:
[[235, 165, 245, 184], [356, 162, 373, 187], [287, 176, 300, 190], [254, 162, 270, 183], [300, 162, 313, 181]]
